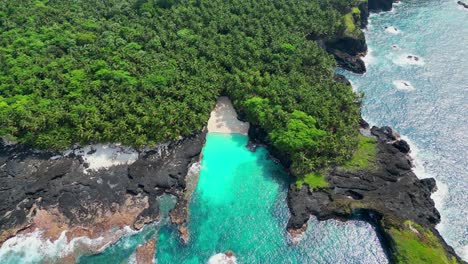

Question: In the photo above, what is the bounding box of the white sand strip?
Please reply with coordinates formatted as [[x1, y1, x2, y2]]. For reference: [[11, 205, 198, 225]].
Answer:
[[207, 97, 249, 135]]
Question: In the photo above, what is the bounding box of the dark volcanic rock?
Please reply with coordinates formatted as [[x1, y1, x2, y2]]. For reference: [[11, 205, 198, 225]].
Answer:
[[286, 126, 463, 262], [0, 131, 206, 244], [333, 73, 351, 86], [325, 35, 367, 74], [392, 139, 410, 154], [358, 1, 370, 28], [369, 0, 396, 12], [329, 49, 366, 73], [458, 1, 468, 8], [326, 36, 367, 57], [289, 126, 440, 227]]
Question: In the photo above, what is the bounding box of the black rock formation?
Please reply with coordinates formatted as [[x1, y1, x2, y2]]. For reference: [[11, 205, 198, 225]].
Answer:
[[287, 126, 439, 228], [458, 1, 468, 8], [286, 126, 463, 263], [0, 131, 206, 243], [369, 0, 397, 12]]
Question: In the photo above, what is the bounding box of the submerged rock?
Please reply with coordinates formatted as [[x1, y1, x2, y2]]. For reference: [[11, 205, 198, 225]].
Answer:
[[458, 1, 468, 9], [135, 238, 157, 264], [208, 251, 237, 264]]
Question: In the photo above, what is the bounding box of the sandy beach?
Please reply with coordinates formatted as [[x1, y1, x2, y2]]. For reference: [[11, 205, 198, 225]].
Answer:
[[207, 97, 249, 135]]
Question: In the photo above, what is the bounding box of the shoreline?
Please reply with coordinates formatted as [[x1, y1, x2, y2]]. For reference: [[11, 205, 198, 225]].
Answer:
[[207, 97, 249, 135]]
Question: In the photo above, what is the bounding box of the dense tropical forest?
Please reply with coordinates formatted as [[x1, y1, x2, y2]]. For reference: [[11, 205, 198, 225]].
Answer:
[[0, 0, 363, 176]]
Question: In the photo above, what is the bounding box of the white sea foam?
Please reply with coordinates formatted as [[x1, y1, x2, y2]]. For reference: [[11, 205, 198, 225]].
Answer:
[[62, 144, 139, 173], [128, 252, 137, 264], [0, 230, 105, 263], [362, 47, 376, 66], [460, 245, 468, 261], [401, 136, 449, 237], [393, 54, 425, 66], [348, 79, 358, 92], [0, 225, 142, 263], [385, 26, 400, 34], [208, 253, 237, 264], [393, 80, 415, 91]]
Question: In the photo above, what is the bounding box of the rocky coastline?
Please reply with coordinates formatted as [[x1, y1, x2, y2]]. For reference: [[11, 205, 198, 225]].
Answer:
[[286, 125, 463, 263], [0, 0, 464, 263], [0, 131, 206, 260], [320, 0, 400, 74], [251, 0, 465, 262]]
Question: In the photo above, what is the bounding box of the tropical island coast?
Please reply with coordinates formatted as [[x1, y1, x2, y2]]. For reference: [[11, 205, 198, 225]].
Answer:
[[0, 0, 465, 263]]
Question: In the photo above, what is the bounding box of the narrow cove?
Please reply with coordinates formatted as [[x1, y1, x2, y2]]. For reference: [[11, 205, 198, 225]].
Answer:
[[80, 99, 387, 263], [155, 133, 387, 263]]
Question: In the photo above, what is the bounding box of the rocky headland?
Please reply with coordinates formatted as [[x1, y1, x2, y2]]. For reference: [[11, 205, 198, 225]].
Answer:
[[251, 0, 465, 262], [286, 125, 463, 263], [0, 131, 205, 260], [319, 0, 399, 74]]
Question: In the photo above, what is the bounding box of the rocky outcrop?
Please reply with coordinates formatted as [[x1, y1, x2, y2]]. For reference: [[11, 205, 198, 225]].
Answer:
[[321, 3, 369, 74], [458, 1, 468, 9], [287, 126, 437, 228], [327, 48, 367, 73], [286, 126, 463, 263], [369, 0, 397, 12], [136, 238, 157, 264], [319, 0, 399, 74], [0, 131, 206, 254]]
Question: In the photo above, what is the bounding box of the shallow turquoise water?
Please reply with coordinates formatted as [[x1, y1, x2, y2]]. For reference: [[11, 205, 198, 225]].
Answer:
[[340, 0, 467, 259], [86, 133, 386, 263], [3, 1, 466, 262]]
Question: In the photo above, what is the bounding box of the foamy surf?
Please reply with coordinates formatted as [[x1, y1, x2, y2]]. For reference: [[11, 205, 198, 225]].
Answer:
[[460, 245, 468, 261], [401, 135, 449, 244], [393, 54, 425, 66], [362, 47, 376, 66], [0, 230, 105, 263], [208, 252, 237, 264], [393, 80, 415, 91], [385, 26, 400, 34]]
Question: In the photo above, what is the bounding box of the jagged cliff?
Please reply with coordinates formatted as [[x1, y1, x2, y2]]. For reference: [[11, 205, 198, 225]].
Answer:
[[0, 132, 206, 260]]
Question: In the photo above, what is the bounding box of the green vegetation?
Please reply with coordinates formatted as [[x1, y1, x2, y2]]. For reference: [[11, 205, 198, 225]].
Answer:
[[389, 221, 457, 264], [0, 0, 362, 175], [296, 172, 329, 189], [343, 7, 362, 36], [341, 135, 378, 171]]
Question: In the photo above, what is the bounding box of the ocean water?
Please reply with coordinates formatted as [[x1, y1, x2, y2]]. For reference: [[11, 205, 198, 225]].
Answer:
[[154, 133, 387, 263], [73, 133, 388, 263], [340, 0, 468, 260], [2, 1, 466, 263]]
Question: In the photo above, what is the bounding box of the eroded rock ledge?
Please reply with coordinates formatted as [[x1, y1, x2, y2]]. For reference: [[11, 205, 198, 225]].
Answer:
[[0, 131, 206, 259], [320, 0, 399, 74], [286, 126, 463, 263]]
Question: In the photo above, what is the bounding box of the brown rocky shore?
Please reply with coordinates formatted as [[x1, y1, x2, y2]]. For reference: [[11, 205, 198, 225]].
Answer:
[[0, 131, 206, 260]]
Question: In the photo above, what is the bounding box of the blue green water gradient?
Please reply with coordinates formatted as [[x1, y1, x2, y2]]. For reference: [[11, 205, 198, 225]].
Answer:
[[155, 133, 388, 263], [80, 133, 387, 263]]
